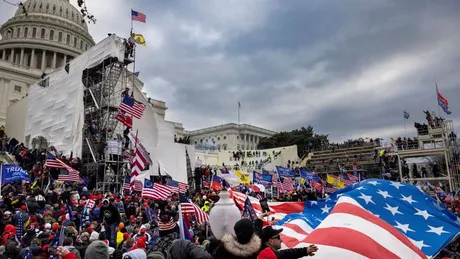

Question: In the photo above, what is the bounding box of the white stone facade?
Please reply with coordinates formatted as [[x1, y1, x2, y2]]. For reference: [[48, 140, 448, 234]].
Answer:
[[186, 123, 276, 151], [0, 0, 95, 126]]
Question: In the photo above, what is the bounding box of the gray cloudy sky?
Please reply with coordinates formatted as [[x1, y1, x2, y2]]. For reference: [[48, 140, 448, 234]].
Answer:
[[2, 0, 460, 142]]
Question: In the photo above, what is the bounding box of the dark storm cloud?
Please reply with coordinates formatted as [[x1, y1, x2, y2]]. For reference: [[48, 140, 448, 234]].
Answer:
[[2, 0, 460, 142]]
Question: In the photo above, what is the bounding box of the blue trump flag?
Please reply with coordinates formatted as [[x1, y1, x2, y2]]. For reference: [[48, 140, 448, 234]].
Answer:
[[299, 169, 320, 182], [1, 164, 31, 184], [276, 179, 460, 257], [275, 166, 295, 178], [253, 171, 272, 185]]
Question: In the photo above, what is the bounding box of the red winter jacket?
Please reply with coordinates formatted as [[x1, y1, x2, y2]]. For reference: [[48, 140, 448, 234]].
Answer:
[[62, 252, 78, 259]]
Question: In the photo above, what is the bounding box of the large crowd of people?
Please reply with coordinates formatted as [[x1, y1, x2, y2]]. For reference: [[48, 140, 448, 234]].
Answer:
[[1, 123, 460, 258]]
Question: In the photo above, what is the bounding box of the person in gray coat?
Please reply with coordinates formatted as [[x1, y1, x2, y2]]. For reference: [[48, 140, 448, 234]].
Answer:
[[170, 240, 212, 259]]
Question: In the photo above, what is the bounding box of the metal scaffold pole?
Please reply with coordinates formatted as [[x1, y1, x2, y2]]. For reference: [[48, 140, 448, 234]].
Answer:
[[82, 43, 135, 193]]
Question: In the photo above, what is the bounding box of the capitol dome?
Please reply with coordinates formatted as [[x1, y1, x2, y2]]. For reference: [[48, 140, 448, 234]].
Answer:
[[0, 0, 95, 72]]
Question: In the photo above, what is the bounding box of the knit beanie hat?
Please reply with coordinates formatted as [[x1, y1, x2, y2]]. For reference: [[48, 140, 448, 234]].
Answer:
[[85, 240, 109, 259], [234, 218, 254, 244], [123, 248, 147, 259]]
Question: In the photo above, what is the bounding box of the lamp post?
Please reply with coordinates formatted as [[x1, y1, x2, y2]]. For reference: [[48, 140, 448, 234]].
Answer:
[[209, 188, 241, 239]]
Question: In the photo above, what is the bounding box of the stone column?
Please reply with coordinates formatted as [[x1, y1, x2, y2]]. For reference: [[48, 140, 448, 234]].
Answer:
[[30, 49, 35, 68], [63, 54, 67, 65], [41, 50, 46, 69], [1, 49, 5, 60], [52, 52, 57, 68], [244, 134, 248, 150], [10, 49, 15, 63], [20, 48, 24, 66]]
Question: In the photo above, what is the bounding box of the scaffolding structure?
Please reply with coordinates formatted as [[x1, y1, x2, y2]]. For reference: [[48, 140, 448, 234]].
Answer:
[[397, 119, 459, 192], [81, 47, 135, 193]]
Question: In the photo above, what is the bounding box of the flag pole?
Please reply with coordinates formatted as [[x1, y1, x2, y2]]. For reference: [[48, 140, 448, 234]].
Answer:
[[404, 112, 407, 139], [237, 101, 240, 125], [435, 82, 441, 118], [130, 9, 133, 34], [178, 203, 185, 240]]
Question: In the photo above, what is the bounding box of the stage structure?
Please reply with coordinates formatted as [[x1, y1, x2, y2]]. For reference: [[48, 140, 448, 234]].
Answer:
[[397, 118, 459, 192], [24, 35, 136, 192]]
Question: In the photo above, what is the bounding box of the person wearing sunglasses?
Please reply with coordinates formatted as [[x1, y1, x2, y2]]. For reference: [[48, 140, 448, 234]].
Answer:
[[258, 226, 318, 259]]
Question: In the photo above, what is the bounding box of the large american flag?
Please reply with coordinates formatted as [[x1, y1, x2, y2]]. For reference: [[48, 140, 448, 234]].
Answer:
[[45, 152, 81, 183], [119, 95, 145, 119], [166, 179, 189, 194], [179, 193, 209, 223], [274, 179, 460, 258]]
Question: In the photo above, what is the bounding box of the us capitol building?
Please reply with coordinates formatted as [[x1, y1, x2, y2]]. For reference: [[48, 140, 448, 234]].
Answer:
[[0, 0, 95, 126], [0, 0, 276, 151]]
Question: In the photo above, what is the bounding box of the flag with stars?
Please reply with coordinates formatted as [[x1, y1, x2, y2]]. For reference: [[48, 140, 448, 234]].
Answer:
[[275, 179, 460, 258]]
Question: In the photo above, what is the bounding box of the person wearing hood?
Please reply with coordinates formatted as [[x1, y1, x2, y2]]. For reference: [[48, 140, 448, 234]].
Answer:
[[123, 248, 147, 259], [85, 240, 109, 258], [201, 201, 211, 213], [100, 199, 121, 248], [133, 225, 151, 243], [170, 239, 212, 259], [212, 219, 261, 259]]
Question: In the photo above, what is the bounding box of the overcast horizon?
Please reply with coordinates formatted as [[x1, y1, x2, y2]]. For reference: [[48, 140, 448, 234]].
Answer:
[[2, 0, 460, 143]]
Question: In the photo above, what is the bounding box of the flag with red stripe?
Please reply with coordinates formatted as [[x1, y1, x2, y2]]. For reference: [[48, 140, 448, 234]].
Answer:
[[274, 179, 460, 258], [166, 179, 189, 193], [45, 152, 81, 183], [119, 95, 145, 119], [295, 197, 427, 258], [179, 193, 209, 223], [143, 180, 171, 200]]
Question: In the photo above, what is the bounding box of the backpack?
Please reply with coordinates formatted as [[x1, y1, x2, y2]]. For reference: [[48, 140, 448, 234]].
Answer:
[[148, 232, 179, 259]]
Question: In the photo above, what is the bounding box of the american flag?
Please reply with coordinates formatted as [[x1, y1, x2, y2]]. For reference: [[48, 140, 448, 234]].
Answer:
[[131, 10, 146, 23], [128, 131, 152, 164], [166, 179, 189, 194], [179, 193, 210, 223], [131, 179, 143, 192], [340, 174, 354, 186], [347, 173, 359, 182], [310, 180, 323, 192], [131, 146, 147, 178], [274, 179, 460, 258], [143, 180, 171, 200], [123, 176, 131, 191], [119, 95, 145, 119], [142, 179, 156, 199], [324, 184, 337, 194], [45, 152, 81, 183], [281, 177, 295, 191]]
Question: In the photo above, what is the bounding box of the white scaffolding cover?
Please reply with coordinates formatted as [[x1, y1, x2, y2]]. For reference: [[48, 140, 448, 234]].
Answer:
[[25, 35, 125, 157]]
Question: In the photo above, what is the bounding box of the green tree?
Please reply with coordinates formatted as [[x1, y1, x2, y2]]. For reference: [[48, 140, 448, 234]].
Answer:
[[257, 126, 329, 157]]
